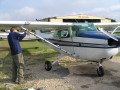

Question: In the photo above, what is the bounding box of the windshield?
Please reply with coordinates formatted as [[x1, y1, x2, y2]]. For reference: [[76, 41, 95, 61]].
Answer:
[[72, 23, 98, 36]]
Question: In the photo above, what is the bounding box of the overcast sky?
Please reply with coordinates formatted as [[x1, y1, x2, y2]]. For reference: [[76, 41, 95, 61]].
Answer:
[[0, 0, 120, 21]]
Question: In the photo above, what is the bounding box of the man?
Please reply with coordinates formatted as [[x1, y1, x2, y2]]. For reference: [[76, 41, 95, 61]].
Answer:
[[7, 27, 26, 84]]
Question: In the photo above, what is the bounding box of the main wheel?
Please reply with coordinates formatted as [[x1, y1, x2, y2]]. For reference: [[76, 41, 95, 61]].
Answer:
[[97, 66, 104, 77], [45, 61, 52, 71]]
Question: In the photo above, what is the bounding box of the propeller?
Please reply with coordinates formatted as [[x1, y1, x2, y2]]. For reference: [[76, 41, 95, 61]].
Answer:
[[99, 28, 118, 41]]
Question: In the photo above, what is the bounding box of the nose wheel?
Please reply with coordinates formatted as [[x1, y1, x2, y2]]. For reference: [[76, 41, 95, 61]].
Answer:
[[97, 66, 104, 77], [97, 60, 104, 77]]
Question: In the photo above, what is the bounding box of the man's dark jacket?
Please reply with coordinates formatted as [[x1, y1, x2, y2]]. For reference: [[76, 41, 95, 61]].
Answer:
[[8, 32, 26, 55]]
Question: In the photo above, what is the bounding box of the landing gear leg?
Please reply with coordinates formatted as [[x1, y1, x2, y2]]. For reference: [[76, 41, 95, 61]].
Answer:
[[97, 60, 104, 77], [45, 54, 64, 71]]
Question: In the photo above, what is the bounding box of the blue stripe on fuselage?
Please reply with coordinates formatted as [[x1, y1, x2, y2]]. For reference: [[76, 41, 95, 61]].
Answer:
[[49, 39, 118, 49], [78, 32, 110, 40]]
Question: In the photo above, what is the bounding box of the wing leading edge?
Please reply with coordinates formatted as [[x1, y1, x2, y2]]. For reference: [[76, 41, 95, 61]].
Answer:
[[0, 21, 72, 31]]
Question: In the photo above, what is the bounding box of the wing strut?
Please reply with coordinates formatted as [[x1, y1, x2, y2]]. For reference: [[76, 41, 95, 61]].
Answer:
[[111, 26, 120, 34], [21, 26, 76, 57], [99, 28, 118, 41]]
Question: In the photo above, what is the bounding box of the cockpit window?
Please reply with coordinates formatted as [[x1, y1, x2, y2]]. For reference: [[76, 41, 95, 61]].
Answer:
[[57, 29, 70, 38], [72, 23, 98, 36], [55, 23, 98, 38]]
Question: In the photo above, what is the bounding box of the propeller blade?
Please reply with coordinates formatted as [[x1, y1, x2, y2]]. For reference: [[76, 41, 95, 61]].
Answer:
[[99, 28, 118, 41]]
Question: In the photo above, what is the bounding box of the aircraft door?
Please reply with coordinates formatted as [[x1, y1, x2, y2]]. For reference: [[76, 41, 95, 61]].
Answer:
[[71, 25, 84, 57], [55, 28, 75, 54]]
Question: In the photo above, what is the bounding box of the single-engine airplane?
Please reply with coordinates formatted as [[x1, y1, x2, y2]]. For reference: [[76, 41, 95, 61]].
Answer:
[[0, 21, 120, 77]]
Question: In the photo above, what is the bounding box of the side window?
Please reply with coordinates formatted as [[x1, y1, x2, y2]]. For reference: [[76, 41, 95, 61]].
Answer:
[[72, 26, 79, 37], [72, 30, 77, 37], [72, 25, 90, 37], [57, 29, 70, 38]]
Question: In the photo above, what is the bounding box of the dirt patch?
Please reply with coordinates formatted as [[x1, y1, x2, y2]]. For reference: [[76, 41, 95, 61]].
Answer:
[[1, 55, 120, 90]]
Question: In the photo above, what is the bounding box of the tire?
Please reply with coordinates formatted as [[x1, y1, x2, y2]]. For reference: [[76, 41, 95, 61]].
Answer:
[[45, 61, 52, 71], [97, 66, 104, 77]]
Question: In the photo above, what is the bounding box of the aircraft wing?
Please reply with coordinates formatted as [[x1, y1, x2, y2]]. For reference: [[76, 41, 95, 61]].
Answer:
[[0, 21, 72, 31], [94, 22, 120, 34], [94, 22, 120, 26], [0, 21, 73, 40]]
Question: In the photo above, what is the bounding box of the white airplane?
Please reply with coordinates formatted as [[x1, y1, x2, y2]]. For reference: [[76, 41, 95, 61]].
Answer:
[[0, 21, 120, 77]]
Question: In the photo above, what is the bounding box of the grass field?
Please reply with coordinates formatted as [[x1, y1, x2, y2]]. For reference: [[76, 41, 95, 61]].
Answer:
[[115, 32, 120, 36], [0, 40, 57, 54]]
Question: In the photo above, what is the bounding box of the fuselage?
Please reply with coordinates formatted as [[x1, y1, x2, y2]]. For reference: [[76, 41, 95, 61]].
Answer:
[[49, 23, 120, 62]]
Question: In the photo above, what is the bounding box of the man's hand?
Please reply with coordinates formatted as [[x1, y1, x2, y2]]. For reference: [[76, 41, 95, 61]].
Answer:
[[21, 26, 29, 31], [21, 26, 29, 34]]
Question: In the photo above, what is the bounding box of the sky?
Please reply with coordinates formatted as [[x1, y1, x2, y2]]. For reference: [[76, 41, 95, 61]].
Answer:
[[0, 0, 120, 21]]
